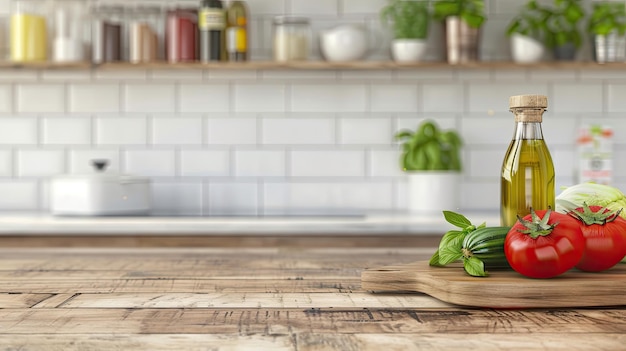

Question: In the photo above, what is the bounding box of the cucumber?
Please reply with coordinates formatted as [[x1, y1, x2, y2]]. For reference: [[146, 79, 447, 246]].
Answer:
[[462, 226, 510, 269]]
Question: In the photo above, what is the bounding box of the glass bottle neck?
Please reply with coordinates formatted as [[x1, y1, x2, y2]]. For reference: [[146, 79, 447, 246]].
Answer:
[[512, 122, 544, 140]]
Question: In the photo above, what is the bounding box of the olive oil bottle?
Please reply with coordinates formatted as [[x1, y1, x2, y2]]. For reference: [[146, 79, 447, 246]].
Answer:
[[501, 94, 555, 226]]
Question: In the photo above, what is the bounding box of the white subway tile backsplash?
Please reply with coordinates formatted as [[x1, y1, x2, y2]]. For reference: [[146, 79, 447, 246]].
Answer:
[[0, 181, 38, 210], [339, 118, 391, 145], [151, 69, 204, 81], [291, 150, 365, 177], [468, 83, 549, 113], [42, 117, 91, 145], [246, 0, 286, 15], [607, 84, 626, 112], [0, 0, 617, 215], [263, 182, 394, 215], [96, 117, 147, 145], [468, 149, 503, 179], [234, 84, 286, 112], [342, 0, 387, 14], [152, 117, 203, 145], [422, 83, 463, 113], [0, 84, 12, 113], [0, 117, 37, 145], [69, 84, 120, 113], [179, 84, 230, 113], [181, 150, 230, 177], [0, 70, 37, 82], [370, 84, 418, 112], [125, 149, 176, 177], [460, 116, 512, 146], [125, 84, 176, 113], [235, 150, 286, 177], [290, 0, 337, 16], [207, 182, 258, 216], [151, 182, 203, 216], [95, 70, 148, 81], [291, 84, 366, 112], [70, 149, 121, 174], [207, 69, 259, 80], [17, 84, 65, 113], [262, 117, 335, 144], [207, 117, 258, 145], [17, 150, 65, 177], [369, 149, 403, 177], [552, 83, 603, 113], [41, 70, 91, 81], [0, 150, 12, 177]]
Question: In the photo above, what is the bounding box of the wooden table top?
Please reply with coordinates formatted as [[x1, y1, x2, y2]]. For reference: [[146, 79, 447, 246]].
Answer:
[[0, 246, 625, 350]]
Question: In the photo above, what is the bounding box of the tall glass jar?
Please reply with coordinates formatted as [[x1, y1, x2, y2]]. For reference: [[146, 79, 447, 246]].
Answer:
[[11, 0, 51, 62], [91, 5, 124, 63], [128, 6, 162, 63], [272, 16, 310, 62], [501, 94, 555, 227], [166, 8, 198, 63], [52, 0, 87, 62]]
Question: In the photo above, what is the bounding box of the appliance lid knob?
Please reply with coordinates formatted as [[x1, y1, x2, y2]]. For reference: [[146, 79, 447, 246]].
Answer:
[[91, 159, 109, 172]]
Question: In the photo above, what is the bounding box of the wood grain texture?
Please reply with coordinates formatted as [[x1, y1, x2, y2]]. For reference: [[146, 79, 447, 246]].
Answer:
[[0, 247, 624, 350], [2, 60, 626, 71], [362, 260, 626, 308]]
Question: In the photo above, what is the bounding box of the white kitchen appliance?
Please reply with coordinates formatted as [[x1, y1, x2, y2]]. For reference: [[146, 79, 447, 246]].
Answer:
[[50, 160, 151, 216]]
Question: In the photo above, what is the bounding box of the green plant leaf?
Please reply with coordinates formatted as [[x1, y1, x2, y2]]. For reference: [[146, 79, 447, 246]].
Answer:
[[443, 210, 472, 229], [438, 230, 465, 265], [464, 256, 487, 277], [429, 250, 443, 266]]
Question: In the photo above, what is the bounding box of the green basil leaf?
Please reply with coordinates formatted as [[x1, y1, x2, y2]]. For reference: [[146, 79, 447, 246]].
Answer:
[[443, 211, 472, 229], [438, 246, 463, 266], [429, 250, 443, 266], [464, 256, 487, 277], [438, 230, 464, 252]]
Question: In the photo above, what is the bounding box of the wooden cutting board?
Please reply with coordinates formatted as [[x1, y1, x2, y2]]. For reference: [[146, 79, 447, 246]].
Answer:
[[361, 261, 626, 308]]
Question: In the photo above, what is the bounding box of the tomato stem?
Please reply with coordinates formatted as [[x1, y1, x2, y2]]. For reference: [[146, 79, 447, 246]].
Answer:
[[568, 202, 622, 226], [517, 208, 558, 239]]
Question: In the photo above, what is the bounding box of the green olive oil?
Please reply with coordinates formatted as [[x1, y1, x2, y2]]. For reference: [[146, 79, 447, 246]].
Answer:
[[500, 95, 555, 227]]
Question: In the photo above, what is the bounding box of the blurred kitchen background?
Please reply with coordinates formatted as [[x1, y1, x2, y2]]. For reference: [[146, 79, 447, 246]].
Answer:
[[0, 0, 622, 216]]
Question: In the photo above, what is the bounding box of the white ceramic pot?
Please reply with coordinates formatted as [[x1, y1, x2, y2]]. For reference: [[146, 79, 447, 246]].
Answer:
[[50, 159, 152, 216], [391, 39, 427, 62], [320, 24, 373, 62], [407, 172, 461, 213], [510, 33, 544, 63]]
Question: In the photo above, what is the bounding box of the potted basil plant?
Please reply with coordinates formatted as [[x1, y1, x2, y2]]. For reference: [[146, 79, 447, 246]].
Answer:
[[506, 0, 551, 63], [433, 0, 486, 64], [380, 0, 430, 62], [588, 1, 626, 63], [543, 0, 585, 60], [395, 120, 463, 213]]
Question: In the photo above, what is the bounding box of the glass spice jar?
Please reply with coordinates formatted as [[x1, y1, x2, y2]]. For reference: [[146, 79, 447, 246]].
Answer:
[[272, 16, 310, 62]]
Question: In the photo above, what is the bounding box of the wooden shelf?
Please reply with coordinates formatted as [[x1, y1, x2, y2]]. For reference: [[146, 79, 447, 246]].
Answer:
[[1, 60, 626, 70]]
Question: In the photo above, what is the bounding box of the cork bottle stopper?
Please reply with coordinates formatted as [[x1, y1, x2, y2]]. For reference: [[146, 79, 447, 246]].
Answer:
[[509, 94, 548, 109], [509, 94, 547, 123]]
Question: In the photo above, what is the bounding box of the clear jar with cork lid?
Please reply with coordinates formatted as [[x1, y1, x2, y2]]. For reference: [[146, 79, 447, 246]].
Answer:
[[501, 94, 555, 227]]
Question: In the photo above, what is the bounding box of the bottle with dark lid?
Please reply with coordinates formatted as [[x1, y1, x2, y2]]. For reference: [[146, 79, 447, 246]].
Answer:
[[501, 94, 555, 226], [199, 0, 225, 62]]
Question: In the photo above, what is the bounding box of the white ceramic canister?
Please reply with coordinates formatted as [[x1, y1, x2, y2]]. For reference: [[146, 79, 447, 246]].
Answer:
[[50, 160, 151, 216]]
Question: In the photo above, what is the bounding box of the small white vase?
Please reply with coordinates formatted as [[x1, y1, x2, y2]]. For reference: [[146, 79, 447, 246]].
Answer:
[[407, 172, 461, 214], [510, 33, 544, 63], [391, 39, 427, 62]]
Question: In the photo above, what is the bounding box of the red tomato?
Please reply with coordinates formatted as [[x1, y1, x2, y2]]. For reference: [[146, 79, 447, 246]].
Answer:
[[505, 209, 585, 279], [570, 205, 626, 272]]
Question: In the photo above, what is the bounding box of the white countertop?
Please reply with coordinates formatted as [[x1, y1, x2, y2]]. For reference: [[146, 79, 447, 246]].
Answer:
[[0, 211, 501, 236]]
